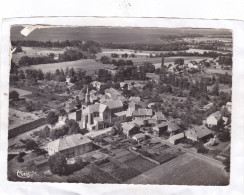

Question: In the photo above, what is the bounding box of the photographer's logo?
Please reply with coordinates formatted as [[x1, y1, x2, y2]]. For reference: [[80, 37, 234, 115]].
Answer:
[[17, 170, 37, 179]]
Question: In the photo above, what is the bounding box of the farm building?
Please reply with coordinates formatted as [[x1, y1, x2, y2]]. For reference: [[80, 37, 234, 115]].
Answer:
[[185, 125, 213, 142], [168, 133, 185, 145], [47, 134, 93, 158]]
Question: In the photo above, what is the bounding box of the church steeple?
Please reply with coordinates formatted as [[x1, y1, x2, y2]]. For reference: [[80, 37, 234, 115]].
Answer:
[[85, 87, 90, 104]]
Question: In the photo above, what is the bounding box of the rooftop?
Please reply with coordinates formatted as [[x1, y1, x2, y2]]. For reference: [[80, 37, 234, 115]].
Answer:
[[208, 111, 222, 121], [187, 125, 213, 139], [48, 134, 92, 152], [133, 133, 145, 139], [104, 99, 123, 110], [133, 108, 153, 116]]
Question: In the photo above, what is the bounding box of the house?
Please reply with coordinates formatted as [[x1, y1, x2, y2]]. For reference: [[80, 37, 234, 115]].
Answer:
[[133, 118, 145, 127], [152, 112, 166, 123], [188, 61, 199, 69], [89, 89, 99, 103], [91, 81, 103, 91], [120, 82, 127, 89], [163, 121, 180, 135], [104, 64, 118, 76], [65, 98, 79, 113], [185, 125, 213, 142], [153, 124, 167, 137], [226, 102, 232, 113], [47, 134, 93, 158], [105, 88, 122, 99], [153, 121, 180, 136], [168, 133, 185, 145], [133, 108, 153, 119], [132, 133, 145, 142], [129, 96, 141, 103], [206, 111, 222, 127], [122, 122, 140, 137], [146, 73, 160, 83]]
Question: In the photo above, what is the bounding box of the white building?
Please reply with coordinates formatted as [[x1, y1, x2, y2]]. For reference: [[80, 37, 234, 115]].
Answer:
[[47, 134, 93, 158], [206, 111, 222, 127]]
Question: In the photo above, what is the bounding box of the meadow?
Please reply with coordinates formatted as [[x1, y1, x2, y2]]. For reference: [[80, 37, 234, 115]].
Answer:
[[19, 59, 107, 74]]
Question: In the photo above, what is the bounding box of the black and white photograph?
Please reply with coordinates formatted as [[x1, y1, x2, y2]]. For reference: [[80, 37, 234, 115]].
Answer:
[[6, 24, 233, 185]]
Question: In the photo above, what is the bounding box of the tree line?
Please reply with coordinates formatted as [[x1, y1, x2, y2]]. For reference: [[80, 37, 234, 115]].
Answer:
[[18, 49, 88, 67], [101, 42, 189, 51], [99, 56, 133, 66], [11, 40, 101, 52]]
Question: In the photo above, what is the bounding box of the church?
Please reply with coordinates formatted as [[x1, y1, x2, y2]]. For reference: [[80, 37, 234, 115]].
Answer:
[[69, 88, 127, 131]]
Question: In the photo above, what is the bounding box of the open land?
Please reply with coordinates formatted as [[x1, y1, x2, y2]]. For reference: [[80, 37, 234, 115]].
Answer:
[[127, 153, 229, 185]]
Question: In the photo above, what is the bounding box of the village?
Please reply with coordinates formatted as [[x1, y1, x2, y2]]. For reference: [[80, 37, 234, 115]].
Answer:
[[8, 28, 232, 184]]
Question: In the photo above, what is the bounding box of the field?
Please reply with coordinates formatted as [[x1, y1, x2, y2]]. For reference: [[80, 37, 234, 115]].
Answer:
[[97, 48, 177, 58], [9, 108, 42, 130], [127, 153, 229, 185], [19, 59, 107, 74], [186, 48, 229, 54], [12, 47, 64, 65], [131, 56, 212, 66], [9, 87, 32, 97], [205, 68, 232, 75]]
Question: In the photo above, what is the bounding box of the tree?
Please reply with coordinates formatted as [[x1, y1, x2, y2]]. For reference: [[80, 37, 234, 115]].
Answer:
[[47, 111, 59, 125], [9, 74, 19, 83], [10, 60, 18, 74], [211, 82, 219, 96], [23, 139, 38, 150], [25, 69, 38, 85], [48, 152, 67, 175], [17, 152, 26, 163], [65, 119, 81, 135], [9, 91, 19, 101], [37, 69, 44, 80], [143, 62, 155, 73], [100, 56, 110, 64], [44, 71, 54, 81], [174, 58, 184, 65], [18, 70, 26, 79], [223, 156, 230, 172], [58, 108, 67, 117]]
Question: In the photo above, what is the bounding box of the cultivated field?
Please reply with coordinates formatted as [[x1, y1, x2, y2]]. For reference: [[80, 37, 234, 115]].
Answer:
[[127, 153, 229, 185], [19, 59, 107, 74]]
